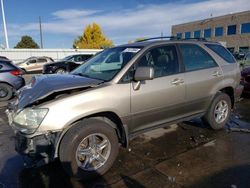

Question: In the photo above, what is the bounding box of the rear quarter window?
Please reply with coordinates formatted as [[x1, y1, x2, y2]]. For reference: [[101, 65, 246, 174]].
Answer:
[[205, 44, 236, 63]]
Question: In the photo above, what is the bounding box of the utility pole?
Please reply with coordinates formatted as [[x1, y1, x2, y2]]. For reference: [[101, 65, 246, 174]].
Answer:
[[1, 0, 9, 48], [39, 16, 43, 48]]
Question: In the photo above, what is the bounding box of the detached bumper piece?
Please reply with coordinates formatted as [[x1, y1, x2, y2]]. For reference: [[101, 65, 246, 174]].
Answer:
[[15, 132, 60, 167]]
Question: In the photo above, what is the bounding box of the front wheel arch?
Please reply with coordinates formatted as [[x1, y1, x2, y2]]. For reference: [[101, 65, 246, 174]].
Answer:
[[54, 113, 128, 158], [59, 117, 119, 179]]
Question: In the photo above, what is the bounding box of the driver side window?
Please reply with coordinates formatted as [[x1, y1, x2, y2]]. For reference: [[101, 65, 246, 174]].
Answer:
[[29, 59, 36, 64], [137, 45, 179, 78]]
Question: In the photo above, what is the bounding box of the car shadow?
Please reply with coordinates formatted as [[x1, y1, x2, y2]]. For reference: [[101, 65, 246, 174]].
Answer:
[[189, 164, 250, 188]]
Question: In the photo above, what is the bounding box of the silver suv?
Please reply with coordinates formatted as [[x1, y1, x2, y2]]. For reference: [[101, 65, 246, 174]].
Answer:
[[6, 38, 243, 179]]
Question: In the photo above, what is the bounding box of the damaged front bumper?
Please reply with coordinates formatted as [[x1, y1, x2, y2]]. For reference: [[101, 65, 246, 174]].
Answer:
[[15, 131, 61, 167], [6, 107, 61, 167]]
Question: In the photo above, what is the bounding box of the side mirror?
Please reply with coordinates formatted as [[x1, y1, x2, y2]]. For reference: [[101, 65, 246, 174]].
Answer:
[[134, 66, 154, 81]]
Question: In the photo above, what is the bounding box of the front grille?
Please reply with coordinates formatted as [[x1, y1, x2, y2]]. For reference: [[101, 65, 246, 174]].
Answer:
[[245, 75, 250, 83]]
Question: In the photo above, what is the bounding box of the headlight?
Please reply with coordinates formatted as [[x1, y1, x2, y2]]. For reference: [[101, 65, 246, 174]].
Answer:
[[13, 108, 48, 134]]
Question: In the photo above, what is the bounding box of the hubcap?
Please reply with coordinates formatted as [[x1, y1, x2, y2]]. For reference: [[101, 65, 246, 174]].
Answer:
[[76, 133, 111, 171], [214, 100, 228, 124], [56, 69, 65, 74], [0, 87, 7, 98]]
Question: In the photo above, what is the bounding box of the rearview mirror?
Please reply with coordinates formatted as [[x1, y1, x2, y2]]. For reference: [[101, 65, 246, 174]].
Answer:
[[134, 66, 154, 81]]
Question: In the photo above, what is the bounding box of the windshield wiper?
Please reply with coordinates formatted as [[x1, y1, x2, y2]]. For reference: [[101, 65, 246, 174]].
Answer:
[[73, 73, 105, 82], [73, 73, 90, 78]]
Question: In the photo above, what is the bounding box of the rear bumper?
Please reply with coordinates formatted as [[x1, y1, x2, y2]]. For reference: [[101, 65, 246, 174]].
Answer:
[[12, 76, 25, 90]]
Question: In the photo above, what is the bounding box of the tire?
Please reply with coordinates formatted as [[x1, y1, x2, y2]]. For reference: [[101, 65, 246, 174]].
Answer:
[[202, 92, 231, 130], [59, 117, 119, 179], [55, 68, 66, 74], [0, 83, 13, 101]]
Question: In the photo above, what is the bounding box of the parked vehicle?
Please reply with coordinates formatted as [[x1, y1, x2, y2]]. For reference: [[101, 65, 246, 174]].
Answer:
[[239, 52, 250, 69], [241, 67, 250, 96], [0, 60, 25, 101], [43, 54, 93, 74], [17, 56, 54, 73], [0, 56, 9, 60], [6, 38, 243, 179], [239, 52, 250, 97]]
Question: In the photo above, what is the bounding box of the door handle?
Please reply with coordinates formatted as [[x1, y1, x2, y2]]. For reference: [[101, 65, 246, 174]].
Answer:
[[212, 71, 222, 77], [171, 78, 184, 85]]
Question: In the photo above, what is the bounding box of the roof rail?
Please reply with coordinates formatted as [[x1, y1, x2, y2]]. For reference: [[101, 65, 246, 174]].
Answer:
[[136, 36, 177, 42], [178, 37, 207, 41]]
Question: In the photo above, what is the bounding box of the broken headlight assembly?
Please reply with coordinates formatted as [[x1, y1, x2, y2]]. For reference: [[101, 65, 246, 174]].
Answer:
[[13, 108, 49, 134]]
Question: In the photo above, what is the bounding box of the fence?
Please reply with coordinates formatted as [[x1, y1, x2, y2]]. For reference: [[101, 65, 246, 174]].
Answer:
[[0, 48, 102, 63]]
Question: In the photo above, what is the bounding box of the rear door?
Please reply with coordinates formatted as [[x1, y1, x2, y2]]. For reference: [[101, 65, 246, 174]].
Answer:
[[34, 58, 48, 71], [178, 43, 223, 115], [130, 45, 186, 133]]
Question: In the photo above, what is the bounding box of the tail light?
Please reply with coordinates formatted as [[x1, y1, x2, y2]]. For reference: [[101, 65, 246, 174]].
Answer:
[[10, 69, 23, 76]]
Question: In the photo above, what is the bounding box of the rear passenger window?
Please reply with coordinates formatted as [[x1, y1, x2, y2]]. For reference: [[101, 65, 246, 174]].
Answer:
[[37, 58, 47, 63], [179, 44, 217, 71], [205, 44, 236, 63], [137, 45, 179, 78]]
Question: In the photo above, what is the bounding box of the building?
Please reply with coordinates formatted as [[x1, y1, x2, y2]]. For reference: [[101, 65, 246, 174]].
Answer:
[[172, 10, 250, 53]]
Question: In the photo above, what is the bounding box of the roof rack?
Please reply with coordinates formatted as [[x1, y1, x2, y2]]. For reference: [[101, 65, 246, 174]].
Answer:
[[179, 37, 207, 41], [136, 36, 208, 43], [136, 36, 177, 42]]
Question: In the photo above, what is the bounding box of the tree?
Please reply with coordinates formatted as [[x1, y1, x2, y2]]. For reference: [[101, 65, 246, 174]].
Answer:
[[15, 35, 39, 49], [73, 23, 113, 49]]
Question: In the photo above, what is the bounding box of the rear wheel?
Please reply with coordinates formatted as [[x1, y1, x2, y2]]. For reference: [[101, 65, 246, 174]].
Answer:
[[55, 68, 66, 74], [202, 92, 231, 130], [59, 118, 119, 179], [0, 83, 13, 101]]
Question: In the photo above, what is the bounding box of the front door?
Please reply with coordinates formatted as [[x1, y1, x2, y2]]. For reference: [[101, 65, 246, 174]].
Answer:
[[130, 45, 186, 133]]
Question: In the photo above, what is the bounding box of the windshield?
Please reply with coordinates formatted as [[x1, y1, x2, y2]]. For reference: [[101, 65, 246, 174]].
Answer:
[[62, 55, 73, 61], [71, 46, 141, 81]]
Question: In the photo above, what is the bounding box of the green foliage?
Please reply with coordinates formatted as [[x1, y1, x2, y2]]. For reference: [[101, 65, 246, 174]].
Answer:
[[73, 23, 113, 49], [14, 35, 39, 49]]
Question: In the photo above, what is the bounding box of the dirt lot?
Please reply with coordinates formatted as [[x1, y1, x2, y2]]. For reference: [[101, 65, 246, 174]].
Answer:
[[0, 74, 250, 188]]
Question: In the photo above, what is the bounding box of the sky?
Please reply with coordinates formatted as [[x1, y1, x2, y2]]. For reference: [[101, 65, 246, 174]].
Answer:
[[0, 0, 250, 49]]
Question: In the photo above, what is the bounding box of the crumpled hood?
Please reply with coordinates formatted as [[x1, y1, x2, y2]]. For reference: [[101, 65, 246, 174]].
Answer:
[[17, 74, 103, 109]]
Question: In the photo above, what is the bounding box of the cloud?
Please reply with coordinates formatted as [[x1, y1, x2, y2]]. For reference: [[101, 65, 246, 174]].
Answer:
[[52, 9, 99, 19], [4, 0, 250, 47]]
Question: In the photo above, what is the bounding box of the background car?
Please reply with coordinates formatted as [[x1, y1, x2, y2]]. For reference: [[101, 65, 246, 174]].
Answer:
[[0, 59, 25, 101], [43, 54, 93, 74], [240, 53, 250, 97], [17, 56, 54, 73], [239, 52, 250, 69], [0, 56, 9, 60]]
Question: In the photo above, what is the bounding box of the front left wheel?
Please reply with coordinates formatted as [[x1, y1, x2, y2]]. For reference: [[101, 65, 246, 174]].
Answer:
[[59, 118, 119, 179]]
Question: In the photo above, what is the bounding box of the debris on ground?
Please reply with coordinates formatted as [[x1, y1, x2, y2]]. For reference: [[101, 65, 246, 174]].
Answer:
[[227, 115, 250, 133], [168, 176, 176, 182]]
